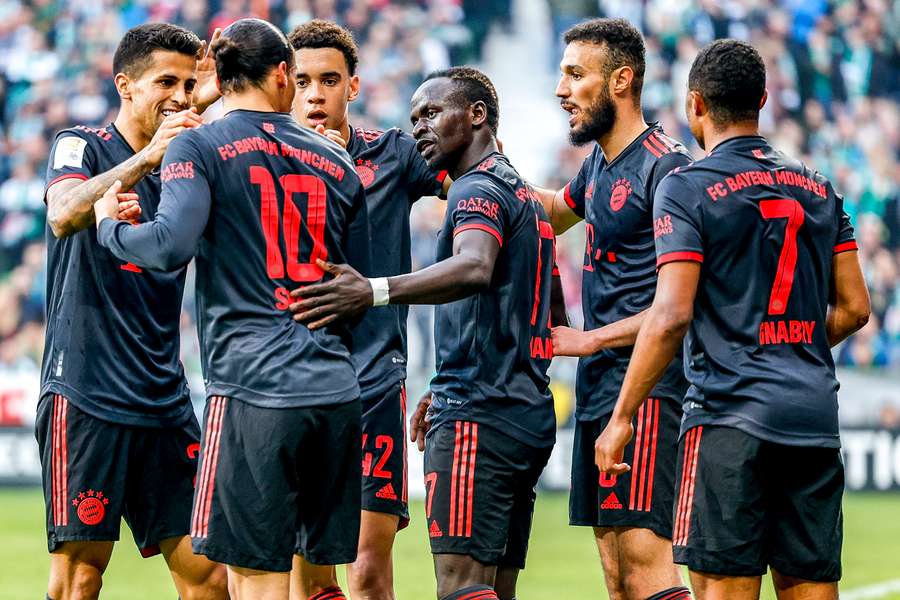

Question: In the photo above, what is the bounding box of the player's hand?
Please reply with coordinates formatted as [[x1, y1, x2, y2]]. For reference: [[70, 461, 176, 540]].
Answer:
[[289, 259, 373, 329], [595, 417, 633, 476], [143, 108, 204, 167], [551, 326, 596, 357], [94, 180, 125, 224], [116, 193, 141, 225], [315, 124, 347, 149], [410, 390, 433, 452], [193, 28, 222, 112]]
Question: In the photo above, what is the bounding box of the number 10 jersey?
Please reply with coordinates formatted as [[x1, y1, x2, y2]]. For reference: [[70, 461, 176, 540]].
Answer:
[[99, 109, 370, 409], [653, 135, 856, 447]]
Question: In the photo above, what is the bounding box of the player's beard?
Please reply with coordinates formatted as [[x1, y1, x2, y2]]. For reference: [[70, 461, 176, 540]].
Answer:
[[569, 88, 617, 147]]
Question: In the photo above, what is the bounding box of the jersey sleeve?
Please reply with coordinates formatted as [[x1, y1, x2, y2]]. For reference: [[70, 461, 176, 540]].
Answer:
[[398, 132, 447, 201], [447, 175, 507, 247], [832, 190, 858, 254], [561, 149, 594, 218], [97, 133, 211, 271], [45, 130, 98, 193], [646, 151, 693, 204], [653, 172, 705, 267]]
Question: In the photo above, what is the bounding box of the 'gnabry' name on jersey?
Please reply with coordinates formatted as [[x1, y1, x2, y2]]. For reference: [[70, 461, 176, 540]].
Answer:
[[43, 125, 191, 427], [98, 110, 370, 408], [346, 126, 446, 398], [564, 124, 692, 420], [654, 135, 857, 447], [430, 153, 556, 448]]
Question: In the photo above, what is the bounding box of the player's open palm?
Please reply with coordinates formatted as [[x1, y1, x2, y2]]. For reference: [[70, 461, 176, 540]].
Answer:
[[194, 28, 222, 111], [595, 417, 633, 475], [290, 259, 373, 329], [144, 108, 203, 166]]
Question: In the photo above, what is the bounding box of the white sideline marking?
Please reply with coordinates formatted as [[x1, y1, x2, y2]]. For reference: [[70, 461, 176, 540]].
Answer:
[[843, 579, 900, 600]]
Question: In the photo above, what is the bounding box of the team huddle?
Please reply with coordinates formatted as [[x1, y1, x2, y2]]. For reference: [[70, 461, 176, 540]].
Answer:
[[37, 13, 870, 600]]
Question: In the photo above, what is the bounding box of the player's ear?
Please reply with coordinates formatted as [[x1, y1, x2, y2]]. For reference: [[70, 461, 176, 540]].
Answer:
[[759, 89, 768, 110], [348, 74, 361, 103], [610, 65, 633, 98], [471, 100, 487, 128], [276, 61, 291, 88], [115, 72, 132, 101], [688, 90, 706, 119]]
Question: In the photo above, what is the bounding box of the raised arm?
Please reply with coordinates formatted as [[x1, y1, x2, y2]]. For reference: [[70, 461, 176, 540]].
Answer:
[[47, 110, 202, 238]]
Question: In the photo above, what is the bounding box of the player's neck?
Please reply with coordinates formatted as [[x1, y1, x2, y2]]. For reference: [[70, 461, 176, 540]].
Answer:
[[222, 89, 285, 115], [702, 121, 760, 155], [338, 116, 351, 144], [596, 109, 648, 163], [113, 109, 152, 153], [452, 134, 499, 179]]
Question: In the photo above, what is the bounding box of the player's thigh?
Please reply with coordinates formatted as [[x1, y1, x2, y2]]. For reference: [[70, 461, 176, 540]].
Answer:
[[357, 509, 401, 561], [673, 425, 769, 578], [770, 571, 838, 600], [49, 540, 116, 578], [124, 414, 202, 558], [36, 394, 128, 550], [424, 421, 519, 567], [192, 397, 301, 573], [688, 570, 762, 600], [767, 445, 843, 584], [160, 534, 227, 595], [295, 399, 361, 567], [360, 381, 409, 528]]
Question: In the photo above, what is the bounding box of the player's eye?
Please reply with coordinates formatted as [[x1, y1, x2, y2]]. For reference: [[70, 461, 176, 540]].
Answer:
[[427, 109, 438, 119], [324, 79, 337, 86], [296, 80, 309, 88]]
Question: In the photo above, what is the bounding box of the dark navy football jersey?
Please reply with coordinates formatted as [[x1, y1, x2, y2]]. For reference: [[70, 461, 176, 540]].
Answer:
[[564, 125, 692, 420], [429, 153, 556, 448], [653, 135, 857, 447], [345, 126, 446, 398], [42, 124, 191, 427], [98, 110, 370, 409]]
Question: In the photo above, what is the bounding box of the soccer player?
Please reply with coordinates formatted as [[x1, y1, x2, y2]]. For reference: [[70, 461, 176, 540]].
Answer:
[[287, 20, 450, 599], [290, 67, 557, 600], [39, 23, 227, 600], [94, 18, 370, 600], [532, 18, 692, 600], [595, 39, 871, 600]]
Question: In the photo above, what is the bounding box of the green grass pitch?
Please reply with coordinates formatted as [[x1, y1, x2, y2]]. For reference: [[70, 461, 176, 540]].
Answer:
[[1, 490, 899, 599]]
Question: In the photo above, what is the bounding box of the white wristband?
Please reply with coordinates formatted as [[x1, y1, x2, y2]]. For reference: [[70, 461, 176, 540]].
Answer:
[[369, 277, 390, 307]]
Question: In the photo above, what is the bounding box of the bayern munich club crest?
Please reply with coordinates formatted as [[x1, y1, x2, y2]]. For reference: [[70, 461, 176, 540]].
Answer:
[[355, 159, 379, 187], [610, 178, 633, 212], [72, 489, 109, 525]]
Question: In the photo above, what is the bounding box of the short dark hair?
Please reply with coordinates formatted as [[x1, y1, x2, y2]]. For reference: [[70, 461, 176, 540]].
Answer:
[[212, 19, 294, 94], [564, 18, 645, 105], [425, 67, 500, 134], [688, 39, 766, 125], [113, 23, 202, 78], [288, 20, 359, 76]]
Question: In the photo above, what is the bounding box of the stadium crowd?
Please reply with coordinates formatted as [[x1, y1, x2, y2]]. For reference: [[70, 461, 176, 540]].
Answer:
[[0, 0, 897, 399]]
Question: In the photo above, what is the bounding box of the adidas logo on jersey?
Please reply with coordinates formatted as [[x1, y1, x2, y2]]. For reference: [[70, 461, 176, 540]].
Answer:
[[601, 492, 623, 510], [376, 483, 397, 501], [429, 520, 443, 537]]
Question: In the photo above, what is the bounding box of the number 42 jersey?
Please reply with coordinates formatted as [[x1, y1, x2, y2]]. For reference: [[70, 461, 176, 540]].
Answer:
[[99, 109, 369, 409], [653, 136, 856, 447]]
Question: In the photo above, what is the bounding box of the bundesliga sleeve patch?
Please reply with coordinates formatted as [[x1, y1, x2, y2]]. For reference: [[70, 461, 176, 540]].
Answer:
[[53, 136, 88, 170]]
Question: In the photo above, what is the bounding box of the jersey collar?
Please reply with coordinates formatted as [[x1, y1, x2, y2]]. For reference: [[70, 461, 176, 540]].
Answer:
[[708, 135, 768, 155], [602, 122, 660, 168]]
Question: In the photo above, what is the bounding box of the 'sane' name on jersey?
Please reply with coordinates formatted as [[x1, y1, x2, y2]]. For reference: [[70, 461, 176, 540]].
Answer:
[[653, 135, 857, 447], [429, 153, 556, 448]]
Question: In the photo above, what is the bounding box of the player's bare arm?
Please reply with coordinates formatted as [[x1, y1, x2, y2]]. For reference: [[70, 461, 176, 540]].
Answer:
[[290, 228, 500, 329], [594, 261, 700, 475], [826, 250, 871, 346], [46, 109, 202, 238], [531, 184, 582, 234], [551, 308, 649, 357]]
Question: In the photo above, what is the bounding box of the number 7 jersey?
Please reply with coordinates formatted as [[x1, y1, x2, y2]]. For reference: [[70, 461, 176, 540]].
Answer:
[[653, 135, 856, 447], [99, 109, 370, 409]]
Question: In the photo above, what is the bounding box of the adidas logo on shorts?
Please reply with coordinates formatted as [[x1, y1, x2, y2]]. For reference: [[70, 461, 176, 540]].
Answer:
[[376, 483, 398, 501], [429, 520, 443, 537], [601, 492, 623, 510]]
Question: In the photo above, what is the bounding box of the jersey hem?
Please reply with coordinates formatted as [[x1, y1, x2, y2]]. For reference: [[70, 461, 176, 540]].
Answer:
[[680, 414, 841, 448], [41, 382, 194, 429], [427, 402, 556, 449], [206, 381, 360, 409]]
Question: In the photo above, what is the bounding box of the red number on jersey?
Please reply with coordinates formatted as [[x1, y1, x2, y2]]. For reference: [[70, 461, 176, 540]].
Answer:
[[760, 199, 805, 315], [250, 166, 328, 282]]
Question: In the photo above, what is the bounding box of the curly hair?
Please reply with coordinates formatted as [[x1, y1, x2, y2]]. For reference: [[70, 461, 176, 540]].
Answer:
[[288, 20, 359, 76], [564, 18, 645, 106], [425, 66, 500, 134], [688, 39, 766, 125]]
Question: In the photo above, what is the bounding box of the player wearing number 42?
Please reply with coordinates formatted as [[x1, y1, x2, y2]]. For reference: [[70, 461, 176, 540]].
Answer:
[[595, 39, 871, 600], [96, 18, 371, 600]]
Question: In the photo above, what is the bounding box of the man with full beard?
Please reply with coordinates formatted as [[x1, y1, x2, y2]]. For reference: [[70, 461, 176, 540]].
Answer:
[[533, 18, 693, 600]]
